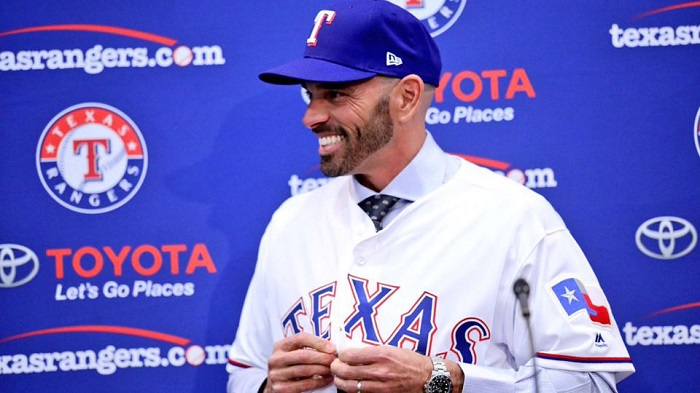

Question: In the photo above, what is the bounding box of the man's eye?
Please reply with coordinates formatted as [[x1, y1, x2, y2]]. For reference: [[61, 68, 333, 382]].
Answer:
[[326, 91, 343, 100]]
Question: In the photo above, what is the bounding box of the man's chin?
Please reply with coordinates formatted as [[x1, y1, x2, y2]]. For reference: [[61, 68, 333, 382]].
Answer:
[[319, 159, 350, 178], [319, 166, 344, 178]]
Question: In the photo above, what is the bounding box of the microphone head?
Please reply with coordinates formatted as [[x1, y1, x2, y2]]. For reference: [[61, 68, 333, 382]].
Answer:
[[513, 278, 530, 296]]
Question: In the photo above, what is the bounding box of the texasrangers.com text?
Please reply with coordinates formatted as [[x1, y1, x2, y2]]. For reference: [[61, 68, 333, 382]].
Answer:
[[0, 44, 225, 74], [0, 343, 231, 376], [623, 322, 700, 346], [609, 23, 700, 48]]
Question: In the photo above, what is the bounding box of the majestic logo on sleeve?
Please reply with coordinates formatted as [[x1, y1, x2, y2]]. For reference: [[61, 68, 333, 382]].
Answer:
[[551, 278, 611, 326], [36, 103, 148, 214]]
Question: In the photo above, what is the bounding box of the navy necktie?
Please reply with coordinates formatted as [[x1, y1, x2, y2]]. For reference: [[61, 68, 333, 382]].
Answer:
[[358, 194, 400, 231]]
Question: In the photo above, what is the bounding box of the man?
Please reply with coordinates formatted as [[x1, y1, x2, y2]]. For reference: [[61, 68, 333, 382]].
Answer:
[[227, 1, 635, 392]]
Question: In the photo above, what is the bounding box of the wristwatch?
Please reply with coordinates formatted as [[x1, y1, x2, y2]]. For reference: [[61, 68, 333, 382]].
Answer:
[[423, 357, 453, 393]]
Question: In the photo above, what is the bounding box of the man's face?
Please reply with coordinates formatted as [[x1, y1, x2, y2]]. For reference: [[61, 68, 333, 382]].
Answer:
[[303, 78, 395, 177]]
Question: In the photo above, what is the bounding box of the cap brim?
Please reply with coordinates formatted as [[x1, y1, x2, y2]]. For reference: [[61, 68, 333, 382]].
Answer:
[[259, 57, 377, 85]]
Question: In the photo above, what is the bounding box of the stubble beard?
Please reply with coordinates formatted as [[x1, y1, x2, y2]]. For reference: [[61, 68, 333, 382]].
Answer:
[[318, 96, 393, 178]]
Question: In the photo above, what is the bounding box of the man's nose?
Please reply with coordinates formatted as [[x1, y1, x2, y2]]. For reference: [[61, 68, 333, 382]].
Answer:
[[302, 99, 330, 130]]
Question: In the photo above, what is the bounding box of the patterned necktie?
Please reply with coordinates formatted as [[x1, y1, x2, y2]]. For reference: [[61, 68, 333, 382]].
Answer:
[[358, 194, 400, 231]]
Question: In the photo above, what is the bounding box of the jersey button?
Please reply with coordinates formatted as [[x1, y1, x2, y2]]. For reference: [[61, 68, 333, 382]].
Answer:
[[356, 257, 366, 265]]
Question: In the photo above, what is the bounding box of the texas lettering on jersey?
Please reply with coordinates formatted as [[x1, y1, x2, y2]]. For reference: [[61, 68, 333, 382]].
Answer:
[[279, 275, 491, 364]]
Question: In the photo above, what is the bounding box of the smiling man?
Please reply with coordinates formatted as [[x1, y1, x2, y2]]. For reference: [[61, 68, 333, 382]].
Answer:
[[227, 1, 634, 392], [304, 77, 427, 191]]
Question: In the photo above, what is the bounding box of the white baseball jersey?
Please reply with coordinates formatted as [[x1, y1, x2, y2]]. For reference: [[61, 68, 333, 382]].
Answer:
[[227, 137, 634, 392]]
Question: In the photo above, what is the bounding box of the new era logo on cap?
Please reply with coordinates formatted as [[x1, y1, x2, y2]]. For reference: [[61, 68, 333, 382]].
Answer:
[[386, 52, 402, 67], [259, 0, 442, 86]]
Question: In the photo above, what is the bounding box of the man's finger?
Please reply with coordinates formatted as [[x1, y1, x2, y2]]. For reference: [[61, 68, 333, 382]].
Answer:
[[336, 346, 380, 365], [269, 348, 337, 369], [274, 332, 336, 353], [269, 363, 334, 381], [267, 374, 334, 393]]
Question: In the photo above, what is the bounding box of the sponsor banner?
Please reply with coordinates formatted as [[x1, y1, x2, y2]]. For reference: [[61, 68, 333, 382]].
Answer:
[[1, 1, 699, 391]]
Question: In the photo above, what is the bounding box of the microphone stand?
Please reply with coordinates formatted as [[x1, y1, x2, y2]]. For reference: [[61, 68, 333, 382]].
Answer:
[[514, 278, 540, 393]]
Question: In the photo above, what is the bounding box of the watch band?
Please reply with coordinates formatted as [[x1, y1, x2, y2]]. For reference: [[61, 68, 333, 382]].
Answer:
[[432, 357, 449, 373], [424, 357, 452, 393]]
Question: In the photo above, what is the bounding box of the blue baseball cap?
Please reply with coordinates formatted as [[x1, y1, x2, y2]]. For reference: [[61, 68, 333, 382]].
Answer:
[[259, 0, 442, 86]]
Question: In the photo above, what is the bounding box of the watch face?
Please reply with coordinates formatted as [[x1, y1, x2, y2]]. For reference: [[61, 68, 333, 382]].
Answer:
[[428, 375, 452, 393]]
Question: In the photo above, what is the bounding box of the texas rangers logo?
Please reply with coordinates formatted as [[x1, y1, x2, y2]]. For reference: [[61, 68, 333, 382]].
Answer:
[[389, 0, 468, 37], [551, 278, 611, 326], [36, 103, 148, 214]]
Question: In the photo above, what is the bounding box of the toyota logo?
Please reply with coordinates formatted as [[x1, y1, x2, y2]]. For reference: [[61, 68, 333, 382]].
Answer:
[[635, 217, 697, 260], [0, 244, 40, 288]]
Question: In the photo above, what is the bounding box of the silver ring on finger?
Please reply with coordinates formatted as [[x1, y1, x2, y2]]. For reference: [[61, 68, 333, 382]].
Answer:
[[356, 379, 362, 393]]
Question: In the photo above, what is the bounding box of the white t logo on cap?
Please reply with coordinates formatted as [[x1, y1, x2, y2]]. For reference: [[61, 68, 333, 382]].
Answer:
[[307, 10, 336, 46]]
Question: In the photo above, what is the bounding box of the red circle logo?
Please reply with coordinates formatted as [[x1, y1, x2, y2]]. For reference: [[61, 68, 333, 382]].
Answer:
[[36, 103, 148, 214]]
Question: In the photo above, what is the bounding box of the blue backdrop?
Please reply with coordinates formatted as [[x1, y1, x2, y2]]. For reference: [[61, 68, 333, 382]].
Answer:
[[1, 1, 698, 392]]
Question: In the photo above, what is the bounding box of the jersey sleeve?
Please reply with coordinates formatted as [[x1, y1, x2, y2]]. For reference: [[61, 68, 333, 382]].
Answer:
[[226, 224, 276, 393], [458, 362, 618, 392], [499, 220, 635, 387], [458, 222, 634, 391]]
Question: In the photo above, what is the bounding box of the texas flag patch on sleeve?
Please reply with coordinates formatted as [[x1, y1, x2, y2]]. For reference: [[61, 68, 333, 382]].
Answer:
[[551, 278, 611, 326]]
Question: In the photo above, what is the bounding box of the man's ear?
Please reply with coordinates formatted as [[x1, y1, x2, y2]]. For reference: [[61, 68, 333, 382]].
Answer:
[[392, 74, 424, 124]]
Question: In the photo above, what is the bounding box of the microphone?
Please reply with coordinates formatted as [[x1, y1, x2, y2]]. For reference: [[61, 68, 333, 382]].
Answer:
[[513, 278, 531, 318], [513, 278, 539, 393]]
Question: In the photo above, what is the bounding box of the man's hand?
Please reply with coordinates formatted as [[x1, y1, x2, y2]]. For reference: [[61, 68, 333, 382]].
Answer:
[[264, 332, 337, 393], [330, 346, 434, 393]]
